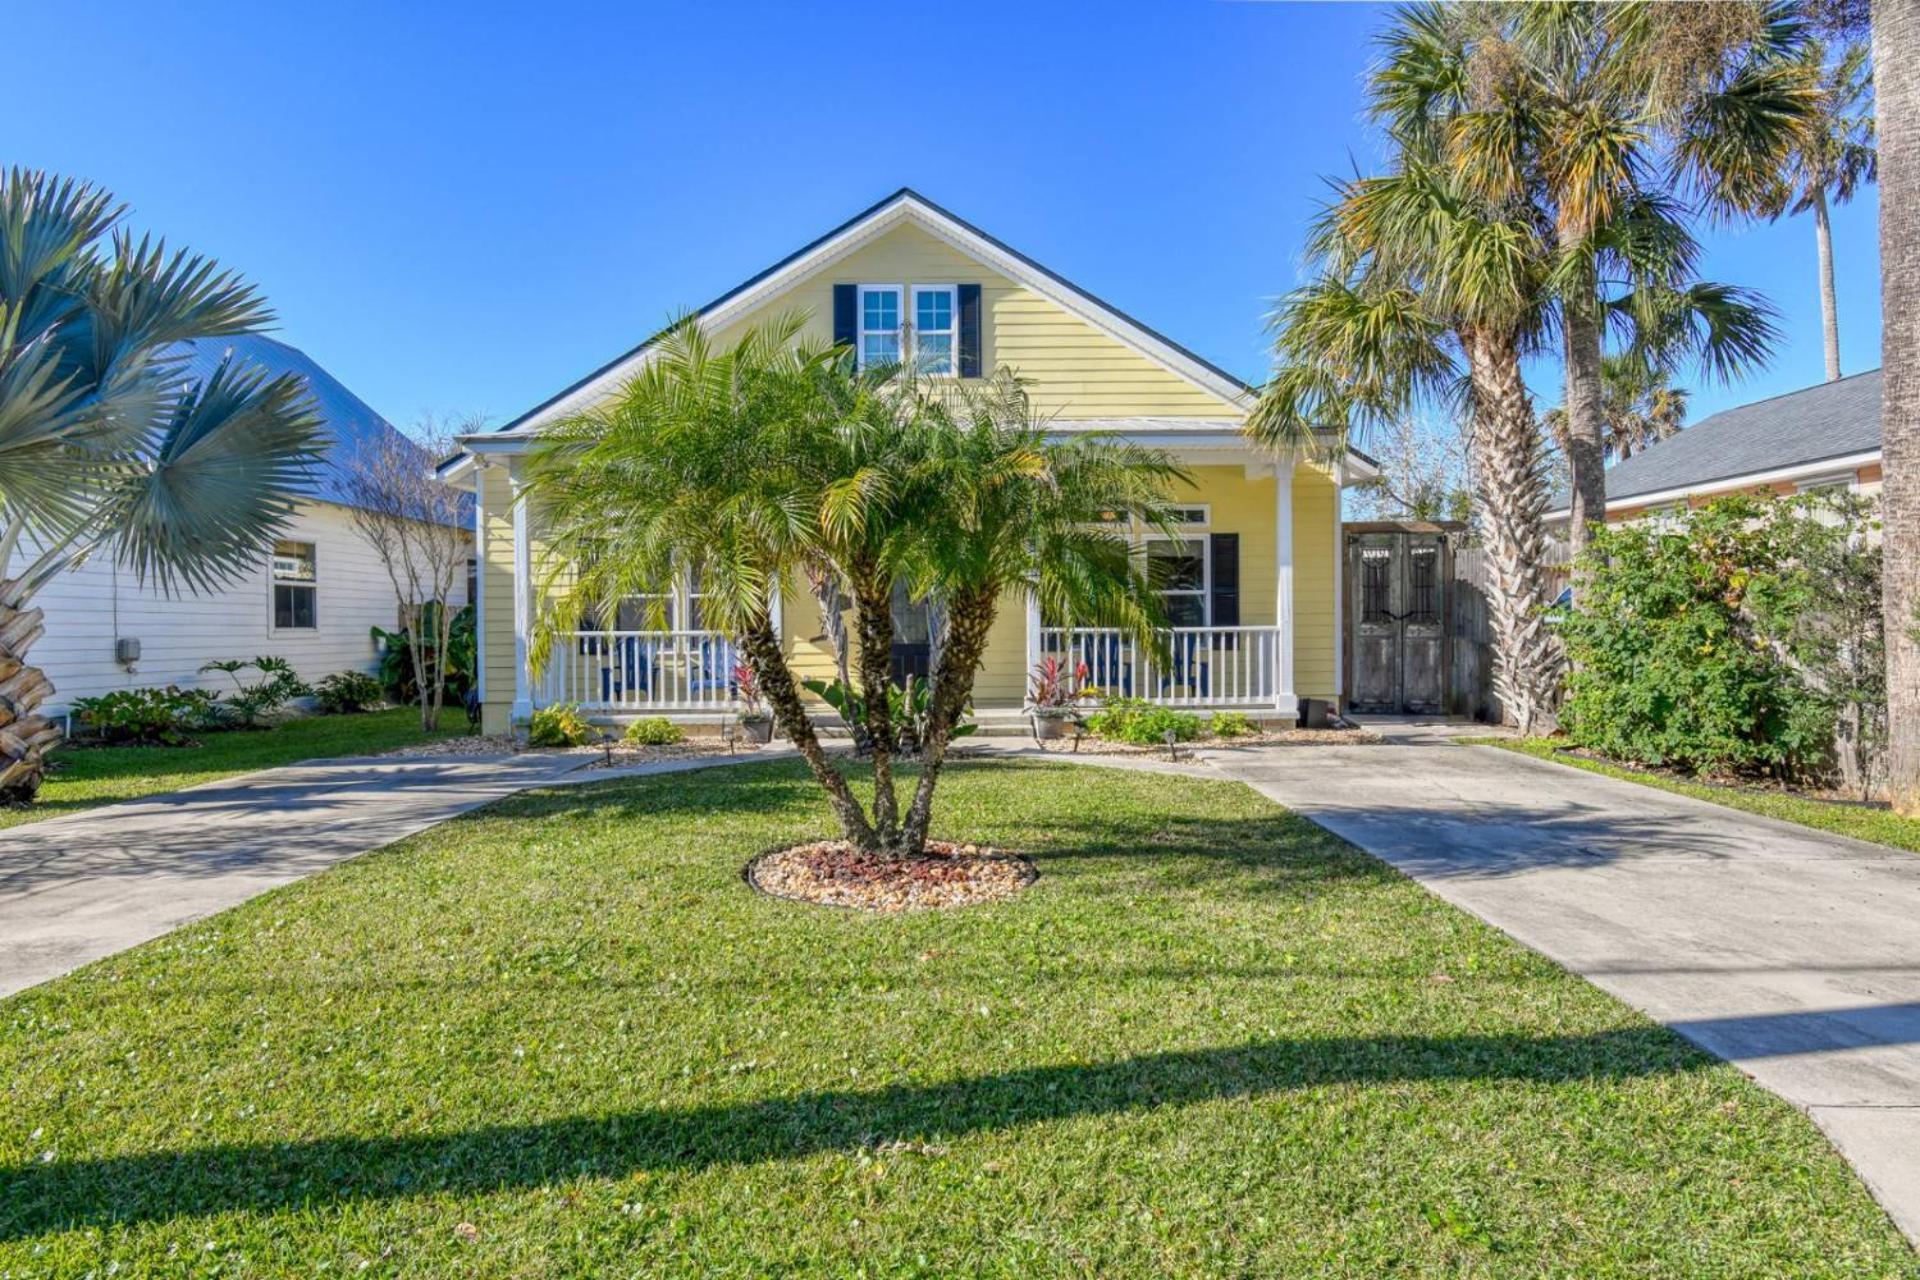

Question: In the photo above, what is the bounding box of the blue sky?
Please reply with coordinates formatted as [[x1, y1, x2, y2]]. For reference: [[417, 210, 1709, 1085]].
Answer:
[[16, 1, 1881, 435]]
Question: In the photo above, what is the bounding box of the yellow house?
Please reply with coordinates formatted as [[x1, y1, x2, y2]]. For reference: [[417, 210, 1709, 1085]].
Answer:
[[442, 190, 1374, 733]]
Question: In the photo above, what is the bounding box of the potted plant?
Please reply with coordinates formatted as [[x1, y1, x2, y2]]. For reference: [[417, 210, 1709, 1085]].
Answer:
[[734, 658, 776, 744], [1027, 655, 1090, 740]]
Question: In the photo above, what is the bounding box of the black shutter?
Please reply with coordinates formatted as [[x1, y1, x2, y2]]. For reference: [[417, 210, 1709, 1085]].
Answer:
[[833, 283, 858, 352], [1210, 533, 1239, 639], [958, 283, 982, 377]]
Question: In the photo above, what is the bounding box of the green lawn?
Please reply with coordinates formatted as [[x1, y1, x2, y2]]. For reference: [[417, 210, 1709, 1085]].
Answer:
[[0, 708, 468, 830], [1475, 737, 1920, 855], [2, 760, 1909, 1276]]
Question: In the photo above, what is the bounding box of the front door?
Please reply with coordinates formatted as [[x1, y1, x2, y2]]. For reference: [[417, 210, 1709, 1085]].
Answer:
[[1345, 530, 1449, 714]]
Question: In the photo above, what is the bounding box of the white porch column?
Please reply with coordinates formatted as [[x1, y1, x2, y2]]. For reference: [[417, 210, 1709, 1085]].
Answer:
[[1331, 482, 1344, 708], [1024, 589, 1043, 702], [510, 472, 534, 724], [1274, 456, 1298, 717]]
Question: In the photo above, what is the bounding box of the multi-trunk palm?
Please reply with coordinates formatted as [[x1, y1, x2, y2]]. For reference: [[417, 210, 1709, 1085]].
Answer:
[[525, 316, 1181, 857]]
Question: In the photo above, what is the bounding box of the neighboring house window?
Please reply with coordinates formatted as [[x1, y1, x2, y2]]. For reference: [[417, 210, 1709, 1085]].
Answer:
[[465, 557, 477, 607], [911, 285, 956, 375], [858, 285, 901, 369], [272, 540, 317, 630], [1796, 472, 1855, 495]]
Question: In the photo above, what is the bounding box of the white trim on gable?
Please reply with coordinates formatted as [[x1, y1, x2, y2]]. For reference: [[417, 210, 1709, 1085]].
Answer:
[[483, 192, 1254, 440]]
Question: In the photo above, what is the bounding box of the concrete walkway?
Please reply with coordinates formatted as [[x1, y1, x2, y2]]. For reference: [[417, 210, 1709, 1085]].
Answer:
[[1206, 720, 1920, 1244], [0, 753, 593, 999]]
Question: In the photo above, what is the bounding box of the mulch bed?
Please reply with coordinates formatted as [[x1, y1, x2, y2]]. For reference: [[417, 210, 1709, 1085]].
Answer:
[[745, 839, 1037, 912]]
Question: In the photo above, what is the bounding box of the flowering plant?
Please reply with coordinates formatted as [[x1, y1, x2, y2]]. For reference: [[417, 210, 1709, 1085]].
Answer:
[[1027, 656, 1091, 715]]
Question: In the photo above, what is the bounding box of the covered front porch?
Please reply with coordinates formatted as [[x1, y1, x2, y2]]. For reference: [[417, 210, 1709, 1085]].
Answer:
[[506, 448, 1340, 725]]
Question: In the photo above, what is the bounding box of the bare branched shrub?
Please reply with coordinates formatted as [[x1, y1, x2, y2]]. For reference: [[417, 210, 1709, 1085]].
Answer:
[[346, 417, 475, 730]]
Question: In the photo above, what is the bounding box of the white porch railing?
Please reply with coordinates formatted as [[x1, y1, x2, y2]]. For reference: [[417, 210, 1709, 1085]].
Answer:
[[539, 631, 743, 712], [1038, 626, 1283, 708]]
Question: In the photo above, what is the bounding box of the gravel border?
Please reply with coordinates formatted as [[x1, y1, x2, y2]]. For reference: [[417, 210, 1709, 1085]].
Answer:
[[743, 839, 1038, 913]]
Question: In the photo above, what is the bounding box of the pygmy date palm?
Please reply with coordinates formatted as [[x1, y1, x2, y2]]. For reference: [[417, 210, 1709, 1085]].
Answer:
[[0, 170, 325, 802], [524, 316, 1181, 856]]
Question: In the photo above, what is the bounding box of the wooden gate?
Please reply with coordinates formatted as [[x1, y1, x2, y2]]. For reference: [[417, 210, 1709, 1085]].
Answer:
[[1344, 525, 1451, 714]]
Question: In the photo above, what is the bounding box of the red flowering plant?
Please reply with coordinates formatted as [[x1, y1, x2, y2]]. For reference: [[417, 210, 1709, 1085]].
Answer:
[[1027, 655, 1092, 720], [732, 658, 770, 723]]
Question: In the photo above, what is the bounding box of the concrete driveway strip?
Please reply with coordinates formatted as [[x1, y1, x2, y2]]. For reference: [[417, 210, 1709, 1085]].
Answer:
[[0, 754, 588, 1001], [1207, 725, 1920, 1245]]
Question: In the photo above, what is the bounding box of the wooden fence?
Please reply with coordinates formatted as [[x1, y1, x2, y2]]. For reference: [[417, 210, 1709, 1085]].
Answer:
[[1447, 544, 1569, 724]]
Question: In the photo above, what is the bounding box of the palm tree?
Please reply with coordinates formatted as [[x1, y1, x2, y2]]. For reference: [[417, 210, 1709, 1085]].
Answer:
[[1544, 354, 1690, 463], [524, 317, 1181, 856], [1873, 0, 1920, 811], [1758, 37, 1876, 380], [0, 170, 326, 803], [1444, 1, 1813, 561], [1252, 112, 1566, 733]]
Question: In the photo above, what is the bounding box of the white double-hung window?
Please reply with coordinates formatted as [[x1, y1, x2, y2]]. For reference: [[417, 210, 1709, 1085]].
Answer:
[[912, 285, 956, 375], [857, 284, 958, 375], [858, 285, 901, 369]]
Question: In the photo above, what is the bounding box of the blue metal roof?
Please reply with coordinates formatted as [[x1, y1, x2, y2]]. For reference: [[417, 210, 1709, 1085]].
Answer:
[[172, 333, 467, 526]]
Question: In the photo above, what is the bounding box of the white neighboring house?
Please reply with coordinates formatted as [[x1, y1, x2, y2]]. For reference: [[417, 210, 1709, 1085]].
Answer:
[[35, 334, 472, 718]]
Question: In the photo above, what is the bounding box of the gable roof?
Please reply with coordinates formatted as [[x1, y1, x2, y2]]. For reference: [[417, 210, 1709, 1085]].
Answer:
[[1547, 368, 1883, 514], [486, 188, 1256, 440], [175, 333, 467, 526]]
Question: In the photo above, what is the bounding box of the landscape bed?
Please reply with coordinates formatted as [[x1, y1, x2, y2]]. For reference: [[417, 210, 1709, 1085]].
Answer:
[[0, 758, 1909, 1276]]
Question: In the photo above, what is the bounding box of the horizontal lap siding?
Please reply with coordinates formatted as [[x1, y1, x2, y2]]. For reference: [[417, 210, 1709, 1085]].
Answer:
[[1291, 464, 1338, 700], [480, 466, 518, 720], [710, 223, 1240, 419], [35, 501, 468, 716], [478, 221, 1358, 718]]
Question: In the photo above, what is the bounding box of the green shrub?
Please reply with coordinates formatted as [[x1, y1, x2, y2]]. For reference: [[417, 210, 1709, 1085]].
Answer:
[[1085, 697, 1202, 746], [623, 716, 683, 746], [200, 656, 311, 727], [1559, 492, 1875, 780], [1210, 711, 1258, 738], [70, 686, 225, 746], [528, 703, 595, 747], [372, 604, 476, 704], [313, 671, 383, 714]]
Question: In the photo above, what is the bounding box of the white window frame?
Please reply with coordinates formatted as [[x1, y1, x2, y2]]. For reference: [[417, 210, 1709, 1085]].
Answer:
[[857, 283, 903, 371], [910, 283, 959, 377], [1141, 531, 1210, 628], [1795, 471, 1857, 495], [269, 539, 319, 633]]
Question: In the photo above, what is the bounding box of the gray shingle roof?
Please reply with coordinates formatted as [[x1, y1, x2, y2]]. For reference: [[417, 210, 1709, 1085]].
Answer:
[[173, 334, 466, 526], [1549, 368, 1882, 511]]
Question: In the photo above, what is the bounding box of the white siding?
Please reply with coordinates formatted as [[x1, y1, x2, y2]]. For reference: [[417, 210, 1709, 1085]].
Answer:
[[30, 500, 470, 716]]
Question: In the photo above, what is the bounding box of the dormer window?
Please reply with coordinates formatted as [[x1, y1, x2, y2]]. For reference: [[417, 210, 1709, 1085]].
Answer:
[[912, 286, 956, 375], [858, 285, 901, 368], [838, 281, 979, 377]]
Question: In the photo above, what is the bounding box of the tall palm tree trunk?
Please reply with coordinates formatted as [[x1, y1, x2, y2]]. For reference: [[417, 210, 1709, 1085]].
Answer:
[[0, 582, 61, 803], [1814, 186, 1843, 382], [1561, 291, 1610, 564], [1876, 0, 1920, 813], [1464, 328, 1560, 735]]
